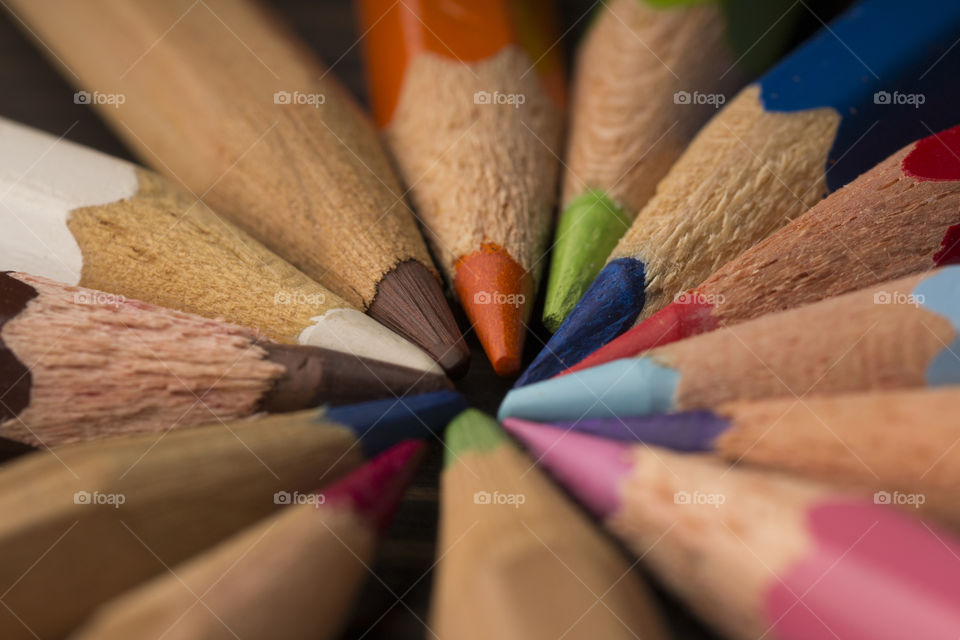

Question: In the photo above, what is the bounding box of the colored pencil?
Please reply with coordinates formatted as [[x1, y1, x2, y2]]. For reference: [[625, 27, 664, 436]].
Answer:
[[500, 267, 960, 422], [0, 392, 457, 640], [0, 272, 452, 447], [7, 0, 470, 377], [0, 117, 442, 375], [504, 385, 960, 528], [543, 0, 802, 331], [69, 441, 424, 640], [432, 410, 668, 640], [519, 0, 960, 386], [568, 123, 960, 371], [356, 0, 564, 376], [320, 390, 467, 457], [507, 422, 960, 640]]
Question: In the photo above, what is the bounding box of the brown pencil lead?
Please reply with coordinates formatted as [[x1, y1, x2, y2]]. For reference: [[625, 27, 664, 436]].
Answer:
[[368, 260, 470, 378], [0, 272, 36, 422], [260, 343, 453, 412]]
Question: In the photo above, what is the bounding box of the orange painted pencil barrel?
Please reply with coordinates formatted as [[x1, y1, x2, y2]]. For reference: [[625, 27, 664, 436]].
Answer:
[[357, 0, 565, 376]]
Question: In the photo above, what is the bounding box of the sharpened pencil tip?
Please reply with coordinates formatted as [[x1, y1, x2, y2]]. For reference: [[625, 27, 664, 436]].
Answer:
[[503, 418, 630, 518], [565, 297, 719, 374], [516, 257, 646, 387], [513, 411, 731, 452], [368, 260, 470, 378], [319, 440, 426, 531], [323, 391, 468, 457], [443, 409, 507, 466], [455, 244, 534, 378], [261, 343, 452, 412], [501, 357, 680, 422], [543, 191, 632, 332]]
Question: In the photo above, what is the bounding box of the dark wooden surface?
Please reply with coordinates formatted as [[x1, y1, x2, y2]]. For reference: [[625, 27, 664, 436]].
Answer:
[[0, 1, 843, 638]]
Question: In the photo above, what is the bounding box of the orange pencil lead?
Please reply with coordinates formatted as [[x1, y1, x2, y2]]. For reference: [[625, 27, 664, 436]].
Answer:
[[456, 244, 533, 377]]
